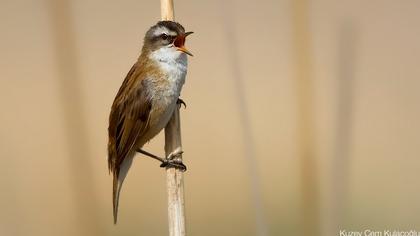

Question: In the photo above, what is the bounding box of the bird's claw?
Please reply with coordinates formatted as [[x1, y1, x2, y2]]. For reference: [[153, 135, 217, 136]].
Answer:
[[160, 160, 187, 172], [160, 150, 186, 171], [177, 98, 187, 109]]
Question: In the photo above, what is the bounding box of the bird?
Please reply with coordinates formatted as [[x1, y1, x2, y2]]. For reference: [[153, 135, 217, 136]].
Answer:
[[107, 21, 193, 224]]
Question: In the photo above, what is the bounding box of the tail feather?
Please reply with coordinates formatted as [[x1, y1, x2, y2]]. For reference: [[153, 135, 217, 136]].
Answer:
[[112, 156, 134, 224], [112, 172, 121, 224]]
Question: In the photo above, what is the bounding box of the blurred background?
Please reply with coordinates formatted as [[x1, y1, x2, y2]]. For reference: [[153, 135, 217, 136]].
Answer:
[[1, 0, 419, 235]]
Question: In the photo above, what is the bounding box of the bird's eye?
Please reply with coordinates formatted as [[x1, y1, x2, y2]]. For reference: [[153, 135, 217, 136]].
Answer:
[[161, 34, 169, 40]]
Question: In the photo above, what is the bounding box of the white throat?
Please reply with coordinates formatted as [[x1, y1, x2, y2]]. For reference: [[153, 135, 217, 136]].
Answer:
[[149, 46, 188, 74]]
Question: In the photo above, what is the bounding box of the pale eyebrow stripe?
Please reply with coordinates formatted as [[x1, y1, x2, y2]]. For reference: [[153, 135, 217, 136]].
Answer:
[[153, 27, 177, 37]]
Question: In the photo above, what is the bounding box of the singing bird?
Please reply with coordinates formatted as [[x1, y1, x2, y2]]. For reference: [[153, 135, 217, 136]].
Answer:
[[108, 21, 193, 224]]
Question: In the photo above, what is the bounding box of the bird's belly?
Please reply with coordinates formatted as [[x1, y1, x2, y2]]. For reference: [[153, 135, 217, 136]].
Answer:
[[137, 97, 177, 146], [150, 99, 177, 134]]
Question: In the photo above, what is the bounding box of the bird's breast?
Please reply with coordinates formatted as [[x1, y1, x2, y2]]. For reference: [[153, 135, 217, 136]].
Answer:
[[150, 56, 187, 106], [143, 55, 187, 141]]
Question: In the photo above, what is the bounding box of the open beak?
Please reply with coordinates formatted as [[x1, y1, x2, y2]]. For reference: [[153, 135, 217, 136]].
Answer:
[[174, 32, 194, 56]]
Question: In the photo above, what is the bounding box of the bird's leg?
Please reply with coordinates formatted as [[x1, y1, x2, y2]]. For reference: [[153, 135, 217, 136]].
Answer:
[[136, 148, 187, 172], [136, 149, 166, 162], [177, 98, 186, 109]]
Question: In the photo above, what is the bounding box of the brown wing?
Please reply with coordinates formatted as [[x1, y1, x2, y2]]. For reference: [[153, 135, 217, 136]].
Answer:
[[107, 63, 152, 176]]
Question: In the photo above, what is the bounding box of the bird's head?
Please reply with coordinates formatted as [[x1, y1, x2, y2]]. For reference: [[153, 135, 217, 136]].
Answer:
[[143, 21, 193, 58]]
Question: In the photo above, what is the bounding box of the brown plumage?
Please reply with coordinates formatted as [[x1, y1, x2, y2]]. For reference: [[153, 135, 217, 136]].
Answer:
[[107, 21, 192, 224]]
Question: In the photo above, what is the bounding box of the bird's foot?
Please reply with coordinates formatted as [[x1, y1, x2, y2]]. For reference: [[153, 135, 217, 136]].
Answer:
[[177, 98, 187, 109], [160, 150, 187, 171], [160, 159, 187, 172], [137, 148, 186, 171]]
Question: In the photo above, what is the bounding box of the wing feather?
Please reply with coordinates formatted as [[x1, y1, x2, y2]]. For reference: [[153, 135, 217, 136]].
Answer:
[[107, 63, 152, 175]]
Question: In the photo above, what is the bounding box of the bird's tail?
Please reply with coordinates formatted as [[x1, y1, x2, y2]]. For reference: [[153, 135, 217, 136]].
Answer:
[[112, 156, 133, 224], [112, 171, 121, 224]]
